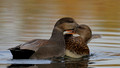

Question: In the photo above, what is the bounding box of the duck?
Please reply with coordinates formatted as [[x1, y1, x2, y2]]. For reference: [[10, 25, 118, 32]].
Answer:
[[64, 24, 99, 58], [9, 17, 79, 59]]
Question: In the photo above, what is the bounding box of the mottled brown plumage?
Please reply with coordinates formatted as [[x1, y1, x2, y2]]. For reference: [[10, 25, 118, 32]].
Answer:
[[65, 35, 89, 58], [64, 24, 92, 58]]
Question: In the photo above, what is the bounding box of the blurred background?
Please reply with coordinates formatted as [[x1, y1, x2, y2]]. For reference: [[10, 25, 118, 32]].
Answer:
[[0, 0, 120, 68]]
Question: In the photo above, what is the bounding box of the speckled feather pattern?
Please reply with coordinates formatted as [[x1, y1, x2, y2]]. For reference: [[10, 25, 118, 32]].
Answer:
[[65, 35, 89, 56]]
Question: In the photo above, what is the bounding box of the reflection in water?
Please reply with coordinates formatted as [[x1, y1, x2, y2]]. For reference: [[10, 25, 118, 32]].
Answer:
[[8, 64, 64, 68], [65, 58, 89, 68], [8, 64, 34, 68], [8, 57, 89, 68]]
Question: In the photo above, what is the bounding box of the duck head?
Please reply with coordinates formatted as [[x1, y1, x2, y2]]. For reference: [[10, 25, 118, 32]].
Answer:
[[54, 17, 79, 31], [74, 24, 92, 43]]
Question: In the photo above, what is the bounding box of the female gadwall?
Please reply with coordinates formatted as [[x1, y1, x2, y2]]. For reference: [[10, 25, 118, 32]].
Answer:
[[64, 24, 100, 58], [9, 17, 79, 59]]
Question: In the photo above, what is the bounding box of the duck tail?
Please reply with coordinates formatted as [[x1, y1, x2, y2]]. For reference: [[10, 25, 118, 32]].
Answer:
[[8, 45, 35, 59]]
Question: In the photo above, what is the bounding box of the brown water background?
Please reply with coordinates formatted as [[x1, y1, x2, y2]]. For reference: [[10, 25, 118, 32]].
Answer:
[[0, 0, 120, 68]]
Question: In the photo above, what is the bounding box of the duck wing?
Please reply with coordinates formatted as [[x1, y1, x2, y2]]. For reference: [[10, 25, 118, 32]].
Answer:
[[9, 39, 48, 51], [8, 39, 48, 59]]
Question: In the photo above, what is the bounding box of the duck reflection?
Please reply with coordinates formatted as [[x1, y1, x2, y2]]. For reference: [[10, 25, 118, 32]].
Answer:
[[8, 57, 89, 68], [65, 57, 89, 68]]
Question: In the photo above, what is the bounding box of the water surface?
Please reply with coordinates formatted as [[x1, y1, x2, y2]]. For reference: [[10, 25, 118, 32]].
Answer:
[[0, 0, 120, 68]]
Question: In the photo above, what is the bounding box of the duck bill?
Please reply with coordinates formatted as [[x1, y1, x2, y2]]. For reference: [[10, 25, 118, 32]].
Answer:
[[65, 30, 76, 34]]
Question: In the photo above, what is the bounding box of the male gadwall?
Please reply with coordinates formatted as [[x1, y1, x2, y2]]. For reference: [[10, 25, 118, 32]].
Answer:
[[9, 17, 78, 59]]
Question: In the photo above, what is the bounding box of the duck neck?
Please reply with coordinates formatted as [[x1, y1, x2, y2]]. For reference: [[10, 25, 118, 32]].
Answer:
[[81, 32, 92, 43], [50, 27, 65, 45]]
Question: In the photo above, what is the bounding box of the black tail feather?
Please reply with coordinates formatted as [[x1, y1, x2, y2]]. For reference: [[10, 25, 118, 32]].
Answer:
[[10, 49, 35, 59]]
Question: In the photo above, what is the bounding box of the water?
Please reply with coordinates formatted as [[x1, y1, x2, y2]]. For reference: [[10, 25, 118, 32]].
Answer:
[[0, 0, 120, 68]]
